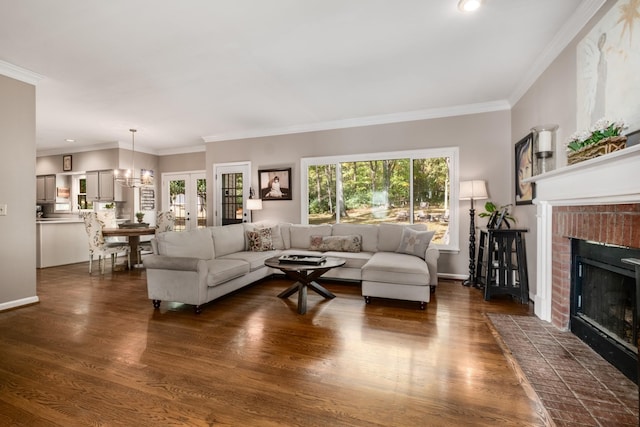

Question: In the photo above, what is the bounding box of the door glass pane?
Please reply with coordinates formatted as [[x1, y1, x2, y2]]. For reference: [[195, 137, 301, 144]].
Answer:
[[169, 179, 186, 231], [413, 157, 450, 245], [196, 178, 207, 229], [222, 173, 243, 225]]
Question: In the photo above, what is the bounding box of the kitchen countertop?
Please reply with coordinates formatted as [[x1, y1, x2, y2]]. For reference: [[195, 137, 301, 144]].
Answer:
[[36, 218, 84, 223]]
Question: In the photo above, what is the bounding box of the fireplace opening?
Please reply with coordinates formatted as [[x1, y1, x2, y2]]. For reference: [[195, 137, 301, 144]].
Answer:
[[570, 239, 640, 383]]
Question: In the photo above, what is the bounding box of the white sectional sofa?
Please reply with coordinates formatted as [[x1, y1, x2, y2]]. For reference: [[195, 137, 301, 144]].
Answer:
[[143, 221, 439, 313]]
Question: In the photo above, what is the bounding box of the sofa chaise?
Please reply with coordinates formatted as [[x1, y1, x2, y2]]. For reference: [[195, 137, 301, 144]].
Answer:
[[143, 221, 439, 313]]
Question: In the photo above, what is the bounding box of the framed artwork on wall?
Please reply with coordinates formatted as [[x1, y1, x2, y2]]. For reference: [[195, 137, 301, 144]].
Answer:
[[258, 168, 292, 200], [515, 133, 534, 205], [63, 155, 72, 171]]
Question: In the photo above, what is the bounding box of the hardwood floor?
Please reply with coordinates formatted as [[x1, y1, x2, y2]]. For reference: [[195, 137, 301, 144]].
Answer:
[[0, 262, 543, 426]]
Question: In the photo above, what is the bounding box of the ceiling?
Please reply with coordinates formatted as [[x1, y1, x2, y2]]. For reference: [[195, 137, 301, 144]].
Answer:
[[0, 0, 604, 155]]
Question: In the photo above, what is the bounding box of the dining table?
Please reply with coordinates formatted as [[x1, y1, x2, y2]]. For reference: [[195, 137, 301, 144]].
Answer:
[[102, 227, 156, 267]]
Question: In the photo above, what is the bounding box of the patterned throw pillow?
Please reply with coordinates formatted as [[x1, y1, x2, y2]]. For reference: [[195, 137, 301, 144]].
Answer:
[[395, 228, 434, 259], [309, 235, 362, 252], [246, 228, 274, 252]]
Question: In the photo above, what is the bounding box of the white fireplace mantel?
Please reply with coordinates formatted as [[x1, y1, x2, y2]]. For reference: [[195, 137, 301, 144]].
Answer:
[[526, 144, 640, 322]]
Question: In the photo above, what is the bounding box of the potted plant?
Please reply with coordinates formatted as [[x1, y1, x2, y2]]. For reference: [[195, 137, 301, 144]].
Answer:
[[135, 211, 145, 223], [478, 201, 515, 229], [566, 118, 627, 164]]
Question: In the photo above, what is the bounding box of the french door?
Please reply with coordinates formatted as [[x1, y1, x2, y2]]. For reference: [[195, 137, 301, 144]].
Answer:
[[214, 162, 251, 226], [163, 172, 207, 231]]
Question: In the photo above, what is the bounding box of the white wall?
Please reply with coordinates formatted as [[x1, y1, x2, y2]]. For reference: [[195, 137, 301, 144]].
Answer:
[[0, 74, 37, 309]]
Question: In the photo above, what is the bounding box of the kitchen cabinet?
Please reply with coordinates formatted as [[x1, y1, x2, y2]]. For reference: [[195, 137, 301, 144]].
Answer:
[[86, 170, 124, 201], [36, 174, 56, 203]]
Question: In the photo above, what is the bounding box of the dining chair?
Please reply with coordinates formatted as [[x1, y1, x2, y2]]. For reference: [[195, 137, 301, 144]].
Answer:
[[137, 210, 177, 261], [97, 210, 127, 247], [82, 212, 131, 274]]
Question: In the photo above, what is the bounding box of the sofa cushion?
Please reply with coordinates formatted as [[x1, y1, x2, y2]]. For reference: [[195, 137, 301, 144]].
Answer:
[[289, 224, 331, 249], [309, 235, 361, 252], [247, 228, 274, 251], [211, 224, 246, 257], [362, 252, 429, 286], [396, 228, 435, 260], [331, 223, 378, 252], [155, 228, 214, 259], [205, 258, 251, 286], [377, 223, 427, 252], [220, 250, 279, 271], [322, 251, 373, 269]]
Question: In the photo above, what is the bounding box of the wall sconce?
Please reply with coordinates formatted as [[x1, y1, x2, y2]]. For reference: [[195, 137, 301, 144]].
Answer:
[[531, 124, 559, 174]]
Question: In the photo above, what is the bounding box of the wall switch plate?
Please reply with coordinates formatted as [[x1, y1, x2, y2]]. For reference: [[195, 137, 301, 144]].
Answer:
[[0, 204, 6, 216]]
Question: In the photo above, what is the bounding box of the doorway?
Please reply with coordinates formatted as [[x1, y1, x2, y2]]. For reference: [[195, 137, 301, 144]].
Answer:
[[163, 172, 207, 231], [214, 162, 251, 226]]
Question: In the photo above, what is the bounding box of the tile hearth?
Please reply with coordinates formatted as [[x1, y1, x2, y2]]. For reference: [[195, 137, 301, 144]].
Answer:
[[487, 314, 638, 426]]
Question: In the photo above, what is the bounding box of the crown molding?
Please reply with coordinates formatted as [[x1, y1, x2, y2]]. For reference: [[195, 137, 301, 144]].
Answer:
[[509, 0, 606, 106], [203, 100, 510, 143], [156, 145, 206, 156], [0, 60, 43, 85]]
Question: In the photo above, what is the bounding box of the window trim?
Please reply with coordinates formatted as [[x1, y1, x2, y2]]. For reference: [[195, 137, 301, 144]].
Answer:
[[300, 147, 460, 252]]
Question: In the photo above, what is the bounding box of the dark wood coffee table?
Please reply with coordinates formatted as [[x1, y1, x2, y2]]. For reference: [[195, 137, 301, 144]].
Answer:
[[265, 256, 346, 314]]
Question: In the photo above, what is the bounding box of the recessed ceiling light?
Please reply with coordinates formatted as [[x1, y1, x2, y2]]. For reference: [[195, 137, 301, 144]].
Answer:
[[458, 0, 481, 12], [65, 138, 75, 142]]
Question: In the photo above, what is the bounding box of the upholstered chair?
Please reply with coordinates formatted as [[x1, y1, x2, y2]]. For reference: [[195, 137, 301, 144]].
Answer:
[[156, 210, 176, 232], [96, 210, 126, 247], [82, 212, 131, 274], [138, 211, 177, 261]]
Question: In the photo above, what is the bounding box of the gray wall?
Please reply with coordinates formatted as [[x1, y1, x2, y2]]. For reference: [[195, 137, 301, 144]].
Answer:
[[0, 74, 37, 307], [511, 0, 617, 296], [206, 110, 513, 277]]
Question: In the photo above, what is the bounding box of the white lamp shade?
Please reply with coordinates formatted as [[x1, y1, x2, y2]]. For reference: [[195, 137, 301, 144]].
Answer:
[[459, 180, 488, 200], [246, 199, 263, 211]]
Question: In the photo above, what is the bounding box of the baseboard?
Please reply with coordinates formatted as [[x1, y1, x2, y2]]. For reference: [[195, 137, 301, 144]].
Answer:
[[438, 273, 466, 281], [0, 296, 40, 312]]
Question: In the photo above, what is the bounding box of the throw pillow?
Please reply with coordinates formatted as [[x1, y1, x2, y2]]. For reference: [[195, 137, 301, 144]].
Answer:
[[309, 235, 362, 252], [247, 228, 274, 252], [395, 228, 435, 259]]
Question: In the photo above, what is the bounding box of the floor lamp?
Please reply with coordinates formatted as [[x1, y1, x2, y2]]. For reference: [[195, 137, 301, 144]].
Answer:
[[459, 180, 488, 287]]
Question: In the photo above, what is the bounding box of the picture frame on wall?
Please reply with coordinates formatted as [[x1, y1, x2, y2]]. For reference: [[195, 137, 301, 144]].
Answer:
[[515, 133, 534, 205], [63, 155, 72, 171], [258, 168, 292, 200]]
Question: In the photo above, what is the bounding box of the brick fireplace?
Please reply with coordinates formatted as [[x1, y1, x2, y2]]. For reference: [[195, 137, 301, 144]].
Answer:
[[529, 143, 640, 326], [551, 203, 640, 329]]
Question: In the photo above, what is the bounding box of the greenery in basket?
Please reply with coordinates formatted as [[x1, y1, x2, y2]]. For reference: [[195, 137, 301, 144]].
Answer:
[[566, 118, 626, 152], [478, 201, 515, 229], [135, 211, 145, 222]]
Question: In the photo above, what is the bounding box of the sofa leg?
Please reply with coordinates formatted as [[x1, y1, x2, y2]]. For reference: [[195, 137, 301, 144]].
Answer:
[[419, 301, 426, 310], [152, 300, 161, 309], [364, 296, 371, 304], [194, 305, 202, 315], [430, 286, 436, 294]]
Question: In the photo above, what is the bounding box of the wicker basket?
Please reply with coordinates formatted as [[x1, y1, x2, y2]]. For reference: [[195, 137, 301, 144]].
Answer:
[[567, 136, 627, 165]]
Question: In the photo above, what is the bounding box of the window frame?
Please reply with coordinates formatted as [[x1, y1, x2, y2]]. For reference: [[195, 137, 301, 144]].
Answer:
[[300, 147, 460, 252]]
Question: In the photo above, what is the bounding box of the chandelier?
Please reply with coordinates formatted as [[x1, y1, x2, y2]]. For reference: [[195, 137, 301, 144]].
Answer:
[[114, 128, 151, 188]]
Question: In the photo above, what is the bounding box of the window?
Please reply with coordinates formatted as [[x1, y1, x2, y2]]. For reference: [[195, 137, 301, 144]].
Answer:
[[301, 148, 459, 250]]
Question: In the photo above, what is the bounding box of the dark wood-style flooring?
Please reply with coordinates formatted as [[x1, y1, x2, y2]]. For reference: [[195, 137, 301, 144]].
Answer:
[[0, 262, 543, 426]]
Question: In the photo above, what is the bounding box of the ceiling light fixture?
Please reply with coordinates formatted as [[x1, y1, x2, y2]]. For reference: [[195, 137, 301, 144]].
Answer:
[[458, 0, 481, 12], [114, 128, 151, 188]]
